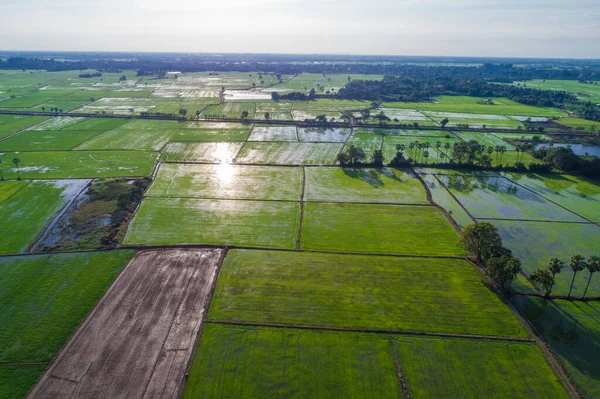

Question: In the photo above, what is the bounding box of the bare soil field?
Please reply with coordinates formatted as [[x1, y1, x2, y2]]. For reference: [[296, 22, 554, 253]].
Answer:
[[28, 248, 222, 399]]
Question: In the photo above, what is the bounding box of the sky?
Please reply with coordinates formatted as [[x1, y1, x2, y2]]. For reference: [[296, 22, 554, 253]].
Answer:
[[0, 0, 599, 58]]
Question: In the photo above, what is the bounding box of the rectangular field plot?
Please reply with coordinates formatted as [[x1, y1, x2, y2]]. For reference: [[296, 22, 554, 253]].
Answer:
[[301, 203, 465, 255], [174, 122, 251, 142], [203, 102, 255, 119], [516, 296, 600, 398], [248, 125, 298, 141], [291, 109, 340, 122], [504, 173, 600, 222], [437, 174, 585, 222], [0, 250, 134, 363], [147, 163, 303, 201], [298, 127, 352, 142], [30, 249, 221, 399], [0, 116, 49, 139], [0, 151, 157, 179], [393, 337, 568, 399], [0, 365, 46, 399], [455, 131, 515, 149], [183, 324, 400, 399], [29, 116, 85, 130], [343, 133, 383, 154], [60, 117, 129, 131], [162, 142, 243, 162], [494, 221, 600, 297], [421, 174, 474, 228], [235, 142, 343, 165], [210, 250, 527, 337], [304, 167, 428, 204], [0, 130, 100, 151], [0, 180, 27, 203], [0, 180, 88, 254], [125, 198, 300, 248]]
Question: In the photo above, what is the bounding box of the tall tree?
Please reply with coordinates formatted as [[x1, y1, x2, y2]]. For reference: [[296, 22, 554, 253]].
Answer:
[[531, 268, 554, 296], [348, 145, 366, 165], [547, 257, 565, 288], [440, 118, 449, 128], [12, 157, 21, 180], [582, 255, 600, 298], [241, 110, 249, 120], [459, 222, 503, 264], [264, 112, 270, 121], [372, 150, 384, 166], [568, 254, 587, 298]]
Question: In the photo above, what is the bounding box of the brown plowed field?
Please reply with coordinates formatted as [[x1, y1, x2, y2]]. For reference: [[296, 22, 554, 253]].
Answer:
[[28, 248, 222, 399]]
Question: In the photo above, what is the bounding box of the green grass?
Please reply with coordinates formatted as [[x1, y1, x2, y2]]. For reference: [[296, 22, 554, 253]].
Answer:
[[183, 324, 400, 399], [147, 163, 303, 201], [515, 296, 600, 398], [75, 128, 175, 151], [0, 116, 50, 139], [203, 102, 256, 119], [0, 180, 27, 203], [235, 142, 343, 165], [0, 365, 46, 398], [0, 151, 157, 179], [60, 117, 129, 131], [0, 181, 79, 254], [0, 250, 134, 363], [513, 80, 600, 103], [304, 167, 428, 204], [300, 203, 465, 255], [174, 122, 251, 142], [437, 174, 585, 222], [420, 174, 474, 228], [291, 99, 371, 111], [393, 336, 568, 399], [555, 117, 600, 132], [210, 250, 527, 336], [162, 142, 244, 162], [493, 221, 600, 296], [124, 198, 300, 248], [383, 96, 566, 117], [0, 130, 100, 151], [503, 173, 600, 222], [28, 116, 86, 130]]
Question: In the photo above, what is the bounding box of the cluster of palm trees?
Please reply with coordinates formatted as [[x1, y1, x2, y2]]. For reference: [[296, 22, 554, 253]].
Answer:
[[394, 140, 510, 166], [531, 255, 600, 298], [0, 157, 22, 180]]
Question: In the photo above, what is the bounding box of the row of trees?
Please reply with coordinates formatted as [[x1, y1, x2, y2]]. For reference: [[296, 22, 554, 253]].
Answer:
[[336, 146, 384, 166], [530, 255, 600, 298], [0, 157, 22, 180], [533, 146, 600, 177], [390, 140, 512, 167]]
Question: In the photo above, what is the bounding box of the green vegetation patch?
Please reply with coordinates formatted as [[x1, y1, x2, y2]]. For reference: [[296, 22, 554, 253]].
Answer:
[[0, 181, 85, 255], [162, 142, 244, 162], [503, 173, 600, 222], [147, 163, 303, 201], [344, 133, 382, 154], [513, 80, 600, 103], [382, 136, 459, 165], [124, 198, 300, 248], [0, 180, 27, 203], [0, 365, 46, 399], [515, 296, 600, 398], [304, 167, 428, 204], [493, 221, 600, 296], [0, 151, 157, 179], [454, 131, 516, 150], [0, 250, 134, 362], [174, 122, 251, 142], [393, 336, 568, 399], [0, 116, 50, 139], [235, 142, 343, 165], [301, 203, 465, 255], [437, 174, 585, 222], [248, 125, 298, 141], [555, 117, 600, 132], [203, 102, 256, 119], [210, 250, 526, 337], [60, 117, 129, 131], [183, 324, 400, 399], [0, 130, 100, 151]]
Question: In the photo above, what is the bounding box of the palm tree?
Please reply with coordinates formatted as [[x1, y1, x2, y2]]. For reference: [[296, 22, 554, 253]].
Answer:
[[547, 258, 565, 293], [12, 157, 21, 180], [241, 110, 249, 120], [568, 255, 587, 298], [582, 255, 600, 298]]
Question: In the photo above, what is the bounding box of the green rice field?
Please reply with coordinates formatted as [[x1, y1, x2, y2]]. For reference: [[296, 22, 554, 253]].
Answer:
[[0, 250, 134, 362], [210, 250, 527, 336], [183, 324, 400, 399], [147, 163, 303, 200], [0, 130, 101, 151], [235, 142, 343, 165], [300, 203, 466, 255], [304, 167, 428, 204], [124, 197, 300, 248], [0, 365, 46, 399]]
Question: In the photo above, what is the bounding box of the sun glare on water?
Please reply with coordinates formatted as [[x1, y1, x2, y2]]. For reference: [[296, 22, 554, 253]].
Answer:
[[216, 162, 235, 184]]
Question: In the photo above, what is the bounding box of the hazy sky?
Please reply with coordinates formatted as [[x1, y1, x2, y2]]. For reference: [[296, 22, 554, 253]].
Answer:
[[1, 0, 599, 58]]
